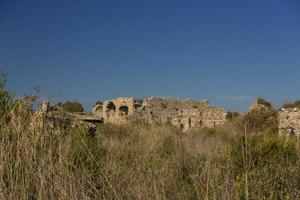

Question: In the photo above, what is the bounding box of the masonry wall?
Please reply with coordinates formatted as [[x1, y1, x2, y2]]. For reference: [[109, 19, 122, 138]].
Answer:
[[95, 97, 227, 130], [279, 108, 300, 136]]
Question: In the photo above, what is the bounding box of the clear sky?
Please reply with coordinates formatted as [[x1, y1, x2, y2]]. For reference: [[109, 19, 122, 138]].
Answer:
[[1, 0, 300, 111]]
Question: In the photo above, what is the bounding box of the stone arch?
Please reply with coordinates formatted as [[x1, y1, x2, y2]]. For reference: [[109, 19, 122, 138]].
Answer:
[[119, 105, 129, 116], [106, 101, 116, 112]]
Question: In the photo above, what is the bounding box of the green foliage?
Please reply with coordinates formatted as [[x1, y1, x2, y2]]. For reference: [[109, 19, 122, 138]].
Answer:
[[97, 123, 131, 140], [69, 127, 107, 174], [226, 111, 240, 120], [282, 100, 300, 109], [257, 97, 272, 107], [204, 127, 217, 136], [223, 134, 300, 199], [235, 107, 278, 134], [95, 101, 103, 105], [0, 72, 12, 123], [158, 136, 175, 159], [56, 101, 84, 113], [0, 72, 10, 113], [161, 103, 168, 109]]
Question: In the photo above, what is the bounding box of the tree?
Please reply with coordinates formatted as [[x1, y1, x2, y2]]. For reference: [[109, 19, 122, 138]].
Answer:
[[56, 101, 84, 113], [0, 72, 11, 115]]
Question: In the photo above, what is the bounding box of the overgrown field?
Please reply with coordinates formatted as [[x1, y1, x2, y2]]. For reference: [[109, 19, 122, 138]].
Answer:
[[1, 74, 300, 199]]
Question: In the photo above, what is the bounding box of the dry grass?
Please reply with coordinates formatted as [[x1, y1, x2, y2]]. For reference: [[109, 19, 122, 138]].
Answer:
[[1, 96, 300, 199]]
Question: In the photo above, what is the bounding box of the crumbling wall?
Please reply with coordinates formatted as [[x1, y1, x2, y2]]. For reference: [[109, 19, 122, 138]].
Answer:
[[91, 104, 103, 118], [279, 108, 300, 136], [202, 107, 227, 127], [102, 97, 137, 124], [31, 101, 102, 133], [95, 97, 227, 130]]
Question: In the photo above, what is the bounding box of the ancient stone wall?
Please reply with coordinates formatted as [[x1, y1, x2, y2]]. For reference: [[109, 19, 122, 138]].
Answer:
[[94, 97, 227, 130], [279, 108, 300, 136], [101, 97, 142, 124], [31, 101, 102, 133], [91, 104, 103, 118]]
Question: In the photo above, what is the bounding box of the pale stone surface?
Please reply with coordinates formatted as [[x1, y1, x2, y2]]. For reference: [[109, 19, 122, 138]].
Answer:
[[249, 99, 269, 111], [30, 101, 50, 129], [93, 97, 227, 130], [91, 104, 103, 118], [34, 97, 227, 132], [279, 107, 300, 136], [31, 101, 102, 131]]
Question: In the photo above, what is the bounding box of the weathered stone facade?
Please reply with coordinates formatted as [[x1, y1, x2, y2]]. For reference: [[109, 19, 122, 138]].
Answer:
[[279, 107, 300, 136], [92, 97, 227, 130], [31, 101, 102, 133]]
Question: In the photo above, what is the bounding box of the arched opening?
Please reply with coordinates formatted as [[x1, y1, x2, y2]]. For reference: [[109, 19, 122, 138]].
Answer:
[[119, 105, 129, 116], [180, 124, 184, 130], [106, 102, 116, 112]]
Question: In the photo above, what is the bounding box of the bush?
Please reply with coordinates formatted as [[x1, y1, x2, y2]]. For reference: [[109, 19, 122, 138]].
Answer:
[[0, 72, 12, 125], [234, 107, 278, 134], [56, 101, 84, 113], [222, 134, 300, 199], [282, 100, 300, 109], [0, 72, 11, 115], [95, 101, 103, 105], [226, 111, 240, 120], [257, 98, 272, 107]]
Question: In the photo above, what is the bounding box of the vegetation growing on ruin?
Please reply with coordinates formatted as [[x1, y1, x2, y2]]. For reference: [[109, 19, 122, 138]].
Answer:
[[56, 101, 84, 113], [282, 100, 300, 109], [256, 97, 272, 107], [235, 106, 278, 134], [226, 111, 240, 120], [95, 101, 103, 105]]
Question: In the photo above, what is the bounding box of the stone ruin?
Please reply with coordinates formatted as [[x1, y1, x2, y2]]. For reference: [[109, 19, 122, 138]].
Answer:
[[30, 97, 300, 135], [279, 107, 300, 136], [248, 99, 300, 136], [31, 101, 102, 135], [92, 97, 227, 131]]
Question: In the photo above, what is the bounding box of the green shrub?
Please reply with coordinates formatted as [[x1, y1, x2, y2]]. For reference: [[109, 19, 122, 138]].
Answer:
[[226, 111, 240, 120], [69, 127, 107, 173], [0, 72, 11, 113], [282, 100, 300, 109], [205, 127, 217, 136], [158, 136, 175, 159], [56, 101, 84, 113], [222, 134, 300, 199], [234, 107, 278, 134], [257, 98, 272, 107], [0, 72, 12, 124], [95, 101, 103, 105]]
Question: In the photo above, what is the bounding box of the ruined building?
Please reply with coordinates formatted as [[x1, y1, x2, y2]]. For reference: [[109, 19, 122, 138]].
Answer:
[[31, 101, 102, 134], [92, 97, 227, 131], [33, 97, 300, 134], [279, 107, 300, 136]]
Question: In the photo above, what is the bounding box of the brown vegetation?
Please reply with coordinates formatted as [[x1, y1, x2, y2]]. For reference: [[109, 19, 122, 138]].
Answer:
[[56, 101, 84, 113], [1, 74, 300, 199]]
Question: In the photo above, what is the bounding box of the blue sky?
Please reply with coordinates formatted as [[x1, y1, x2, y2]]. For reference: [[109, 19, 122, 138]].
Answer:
[[1, 0, 300, 111]]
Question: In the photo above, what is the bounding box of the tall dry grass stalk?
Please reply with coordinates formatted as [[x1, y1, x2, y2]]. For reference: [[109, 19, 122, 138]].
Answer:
[[1, 95, 300, 199]]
